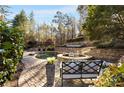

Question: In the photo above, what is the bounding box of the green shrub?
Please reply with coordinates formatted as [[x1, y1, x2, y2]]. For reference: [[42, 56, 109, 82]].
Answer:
[[47, 45, 55, 51], [47, 57, 57, 64], [96, 42, 114, 49], [95, 63, 124, 87], [95, 40, 124, 49], [0, 20, 24, 86], [66, 37, 84, 42]]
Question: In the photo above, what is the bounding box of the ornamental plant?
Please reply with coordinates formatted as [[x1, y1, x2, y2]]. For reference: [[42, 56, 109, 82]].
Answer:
[[0, 20, 24, 86], [47, 57, 56, 64], [95, 63, 124, 87]]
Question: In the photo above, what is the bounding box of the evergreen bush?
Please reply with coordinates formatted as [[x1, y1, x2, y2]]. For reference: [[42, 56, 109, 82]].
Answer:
[[95, 63, 124, 87], [0, 20, 24, 86]]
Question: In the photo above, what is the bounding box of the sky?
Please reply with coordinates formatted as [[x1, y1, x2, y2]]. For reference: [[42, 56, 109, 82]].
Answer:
[[8, 5, 80, 25]]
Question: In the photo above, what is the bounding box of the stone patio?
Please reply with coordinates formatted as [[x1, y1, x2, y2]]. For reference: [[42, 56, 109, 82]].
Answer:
[[18, 51, 94, 87]]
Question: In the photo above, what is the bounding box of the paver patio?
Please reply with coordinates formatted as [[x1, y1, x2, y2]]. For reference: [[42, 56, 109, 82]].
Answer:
[[18, 51, 94, 87]]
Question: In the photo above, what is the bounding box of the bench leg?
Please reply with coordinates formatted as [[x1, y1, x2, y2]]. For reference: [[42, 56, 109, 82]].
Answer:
[[61, 77, 63, 87], [90, 78, 95, 86]]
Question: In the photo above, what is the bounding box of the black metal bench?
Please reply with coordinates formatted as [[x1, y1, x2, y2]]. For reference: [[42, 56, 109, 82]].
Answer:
[[60, 60, 104, 86]]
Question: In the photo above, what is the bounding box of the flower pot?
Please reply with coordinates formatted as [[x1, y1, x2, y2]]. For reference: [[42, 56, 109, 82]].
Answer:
[[46, 64, 55, 86]]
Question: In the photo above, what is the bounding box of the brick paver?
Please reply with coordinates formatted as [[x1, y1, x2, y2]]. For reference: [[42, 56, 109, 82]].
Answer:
[[18, 51, 93, 87], [18, 51, 48, 87]]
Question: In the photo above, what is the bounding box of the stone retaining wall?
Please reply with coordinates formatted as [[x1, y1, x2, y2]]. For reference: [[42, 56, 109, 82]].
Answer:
[[56, 47, 124, 62]]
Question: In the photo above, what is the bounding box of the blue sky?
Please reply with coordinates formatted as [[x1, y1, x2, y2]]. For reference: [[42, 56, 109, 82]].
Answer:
[[8, 5, 80, 25]]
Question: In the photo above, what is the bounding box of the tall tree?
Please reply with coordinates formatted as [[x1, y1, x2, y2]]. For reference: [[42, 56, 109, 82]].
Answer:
[[77, 5, 88, 35], [52, 11, 77, 45], [29, 11, 35, 32], [82, 5, 124, 43], [52, 11, 66, 45], [13, 10, 29, 32], [0, 5, 10, 20], [12, 10, 30, 46], [77, 5, 88, 24], [36, 23, 51, 42], [64, 15, 76, 39]]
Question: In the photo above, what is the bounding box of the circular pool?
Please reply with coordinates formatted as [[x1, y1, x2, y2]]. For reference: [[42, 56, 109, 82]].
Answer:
[[35, 51, 58, 59]]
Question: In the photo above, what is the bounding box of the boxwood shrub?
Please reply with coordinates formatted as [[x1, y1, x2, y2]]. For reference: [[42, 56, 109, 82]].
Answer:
[[0, 21, 24, 86]]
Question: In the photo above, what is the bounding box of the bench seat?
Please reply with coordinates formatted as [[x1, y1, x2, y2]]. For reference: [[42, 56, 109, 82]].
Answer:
[[63, 74, 98, 79]]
